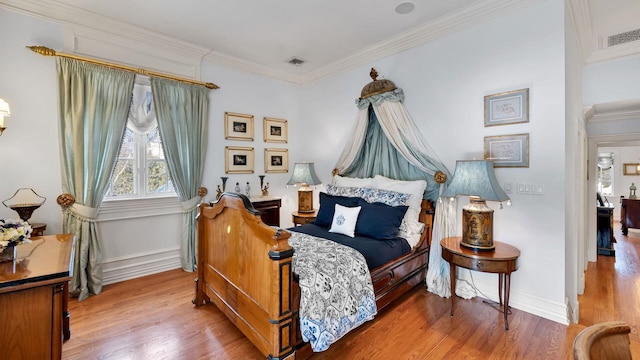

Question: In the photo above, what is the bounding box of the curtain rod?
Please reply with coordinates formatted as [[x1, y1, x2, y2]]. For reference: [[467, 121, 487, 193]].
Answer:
[[27, 45, 219, 90]]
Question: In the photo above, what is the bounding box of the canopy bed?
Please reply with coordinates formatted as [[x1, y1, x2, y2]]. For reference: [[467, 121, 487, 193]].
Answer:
[[193, 69, 453, 359]]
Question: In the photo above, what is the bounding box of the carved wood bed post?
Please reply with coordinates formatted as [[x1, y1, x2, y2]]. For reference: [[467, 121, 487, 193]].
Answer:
[[193, 193, 297, 359]]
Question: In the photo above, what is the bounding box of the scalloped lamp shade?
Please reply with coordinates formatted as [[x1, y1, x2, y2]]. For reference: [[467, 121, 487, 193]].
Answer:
[[441, 160, 509, 251]]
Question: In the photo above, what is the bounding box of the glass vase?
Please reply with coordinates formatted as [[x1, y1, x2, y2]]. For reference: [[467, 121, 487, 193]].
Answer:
[[0, 244, 17, 262]]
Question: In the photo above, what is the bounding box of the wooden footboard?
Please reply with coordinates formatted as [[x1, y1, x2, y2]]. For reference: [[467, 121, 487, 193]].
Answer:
[[194, 193, 433, 360]]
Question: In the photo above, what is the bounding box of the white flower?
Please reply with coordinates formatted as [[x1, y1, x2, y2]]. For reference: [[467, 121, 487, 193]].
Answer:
[[0, 219, 33, 245]]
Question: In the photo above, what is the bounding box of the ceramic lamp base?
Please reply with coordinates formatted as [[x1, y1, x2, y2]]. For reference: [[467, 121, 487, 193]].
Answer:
[[461, 197, 495, 251]]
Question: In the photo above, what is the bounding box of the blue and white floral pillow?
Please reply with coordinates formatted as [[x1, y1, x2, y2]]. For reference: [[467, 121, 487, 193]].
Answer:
[[325, 184, 411, 206]]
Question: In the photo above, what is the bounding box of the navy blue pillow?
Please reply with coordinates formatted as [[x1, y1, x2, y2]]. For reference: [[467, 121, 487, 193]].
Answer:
[[355, 199, 408, 240], [314, 192, 361, 228]]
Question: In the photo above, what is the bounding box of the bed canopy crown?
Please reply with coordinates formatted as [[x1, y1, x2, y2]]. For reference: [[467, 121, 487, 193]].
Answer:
[[360, 68, 397, 99], [333, 68, 450, 203]]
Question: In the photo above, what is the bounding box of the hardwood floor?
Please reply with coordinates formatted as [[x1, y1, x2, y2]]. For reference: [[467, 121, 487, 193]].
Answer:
[[62, 225, 640, 359]]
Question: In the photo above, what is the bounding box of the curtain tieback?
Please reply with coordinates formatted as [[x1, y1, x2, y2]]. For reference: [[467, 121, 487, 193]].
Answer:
[[181, 196, 201, 212], [69, 203, 99, 219]]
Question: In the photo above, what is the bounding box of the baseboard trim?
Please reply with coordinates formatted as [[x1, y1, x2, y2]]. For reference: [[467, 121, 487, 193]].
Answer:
[[102, 247, 182, 285], [461, 272, 569, 325]]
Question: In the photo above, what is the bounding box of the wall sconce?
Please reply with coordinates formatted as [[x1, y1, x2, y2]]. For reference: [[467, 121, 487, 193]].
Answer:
[[0, 98, 10, 136], [287, 162, 322, 213], [441, 160, 510, 251]]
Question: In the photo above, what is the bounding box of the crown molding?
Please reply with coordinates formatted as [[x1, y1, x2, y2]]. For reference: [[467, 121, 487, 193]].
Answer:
[[567, 0, 594, 63], [0, 0, 211, 59], [585, 99, 640, 123]]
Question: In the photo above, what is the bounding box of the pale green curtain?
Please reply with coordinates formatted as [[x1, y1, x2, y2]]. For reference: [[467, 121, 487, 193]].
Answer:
[[151, 77, 209, 271], [57, 57, 135, 301]]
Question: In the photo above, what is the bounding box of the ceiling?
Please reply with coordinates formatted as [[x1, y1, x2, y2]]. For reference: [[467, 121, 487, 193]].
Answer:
[[2, 0, 640, 84]]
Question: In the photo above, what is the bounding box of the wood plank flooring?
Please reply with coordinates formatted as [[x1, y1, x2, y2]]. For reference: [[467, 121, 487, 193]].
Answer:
[[62, 224, 640, 359]]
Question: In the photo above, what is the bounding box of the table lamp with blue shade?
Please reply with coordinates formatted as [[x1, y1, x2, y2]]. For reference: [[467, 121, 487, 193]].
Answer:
[[287, 162, 321, 213], [441, 160, 510, 251]]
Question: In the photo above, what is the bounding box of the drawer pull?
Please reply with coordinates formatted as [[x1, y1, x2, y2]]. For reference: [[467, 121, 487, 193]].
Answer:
[[477, 261, 484, 269]]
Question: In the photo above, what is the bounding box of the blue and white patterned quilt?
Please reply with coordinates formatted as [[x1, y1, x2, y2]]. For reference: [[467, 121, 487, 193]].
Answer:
[[288, 231, 377, 352]]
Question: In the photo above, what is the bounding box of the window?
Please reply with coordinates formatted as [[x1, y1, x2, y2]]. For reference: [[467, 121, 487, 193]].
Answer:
[[597, 152, 614, 196], [106, 83, 175, 199]]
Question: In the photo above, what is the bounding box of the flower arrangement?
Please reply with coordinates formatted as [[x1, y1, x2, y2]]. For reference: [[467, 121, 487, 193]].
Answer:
[[0, 219, 33, 248]]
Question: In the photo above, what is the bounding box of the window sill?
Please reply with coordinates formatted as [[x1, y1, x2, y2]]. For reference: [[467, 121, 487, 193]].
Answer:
[[98, 196, 182, 222]]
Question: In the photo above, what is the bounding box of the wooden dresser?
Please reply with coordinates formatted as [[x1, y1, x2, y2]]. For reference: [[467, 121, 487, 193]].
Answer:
[[250, 196, 281, 227], [0, 234, 75, 360], [620, 197, 640, 235]]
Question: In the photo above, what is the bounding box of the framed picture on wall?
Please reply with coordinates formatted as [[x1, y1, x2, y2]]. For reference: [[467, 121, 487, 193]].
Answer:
[[623, 163, 640, 175], [265, 148, 288, 173], [484, 133, 529, 168], [225, 112, 254, 141], [263, 117, 288, 143], [484, 88, 529, 127], [225, 146, 254, 173]]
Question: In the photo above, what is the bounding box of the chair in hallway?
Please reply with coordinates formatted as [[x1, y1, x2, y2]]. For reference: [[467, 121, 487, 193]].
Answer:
[[573, 321, 632, 360]]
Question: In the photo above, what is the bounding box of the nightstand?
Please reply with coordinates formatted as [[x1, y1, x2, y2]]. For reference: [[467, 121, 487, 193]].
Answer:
[[250, 197, 281, 227], [440, 236, 520, 330], [292, 211, 317, 226]]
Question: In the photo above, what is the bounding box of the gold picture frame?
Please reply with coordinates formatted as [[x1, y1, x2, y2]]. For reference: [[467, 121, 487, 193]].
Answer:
[[225, 112, 254, 141], [484, 133, 529, 168], [225, 146, 254, 173], [264, 148, 288, 173], [623, 163, 640, 175], [484, 88, 529, 127], [263, 117, 288, 143]]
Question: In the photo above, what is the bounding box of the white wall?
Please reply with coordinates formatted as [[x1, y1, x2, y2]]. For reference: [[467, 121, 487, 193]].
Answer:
[[0, 0, 573, 323], [584, 57, 640, 106], [0, 9, 64, 231]]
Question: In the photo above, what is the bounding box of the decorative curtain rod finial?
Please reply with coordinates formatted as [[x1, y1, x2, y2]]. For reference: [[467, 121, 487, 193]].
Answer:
[[27, 45, 56, 56]]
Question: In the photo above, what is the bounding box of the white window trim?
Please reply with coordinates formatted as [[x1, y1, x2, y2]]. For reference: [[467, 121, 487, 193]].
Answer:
[[98, 196, 183, 222]]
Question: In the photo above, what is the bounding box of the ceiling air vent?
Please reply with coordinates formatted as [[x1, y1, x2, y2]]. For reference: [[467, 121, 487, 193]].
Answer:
[[286, 57, 305, 66], [608, 29, 640, 47]]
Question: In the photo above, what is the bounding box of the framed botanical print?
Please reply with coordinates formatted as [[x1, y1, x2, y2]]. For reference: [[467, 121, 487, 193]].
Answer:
[[225, 146, 254, 173], [263, 117, 288, 143], [484, 88, 529, 127], [225, 112, 254, 141], [484, 133, 529, 168], [264, 148, 288, 173]]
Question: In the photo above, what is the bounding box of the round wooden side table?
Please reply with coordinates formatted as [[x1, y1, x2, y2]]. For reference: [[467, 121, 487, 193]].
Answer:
[[440, 236, 520, 330]]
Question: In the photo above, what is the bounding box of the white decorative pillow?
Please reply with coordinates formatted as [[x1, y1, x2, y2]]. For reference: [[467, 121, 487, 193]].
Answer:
[[329, 204, 361, 238], [372, 175, 427, 223], [332, 175, 374, 188], [372, 175, 427, 247]]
